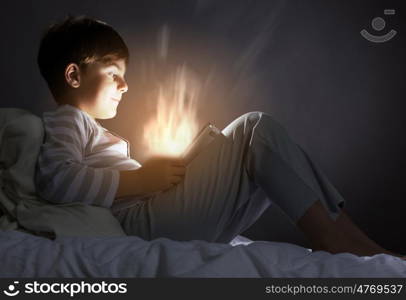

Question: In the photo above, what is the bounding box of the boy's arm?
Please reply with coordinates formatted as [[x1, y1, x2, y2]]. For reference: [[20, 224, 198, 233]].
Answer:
[[35, 109, 119, 208], [115, 169, 143, 198], [115, 157, 187, 198]]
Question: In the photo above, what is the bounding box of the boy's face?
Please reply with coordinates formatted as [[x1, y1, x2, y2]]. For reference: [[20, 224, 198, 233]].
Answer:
[[77, 58, 128, 119]]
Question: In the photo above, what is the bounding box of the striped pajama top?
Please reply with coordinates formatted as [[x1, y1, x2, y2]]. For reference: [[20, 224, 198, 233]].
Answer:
[[35, 104, 143, 213]]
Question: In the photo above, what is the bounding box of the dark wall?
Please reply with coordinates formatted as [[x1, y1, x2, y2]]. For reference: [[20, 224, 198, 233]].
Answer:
[[1, 0, 405, 252]]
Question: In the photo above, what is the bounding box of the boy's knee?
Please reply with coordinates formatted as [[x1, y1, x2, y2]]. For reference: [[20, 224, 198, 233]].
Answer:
[[222, 110, 287, 141], [244, 111, 282, 129], [251, 111, 289, 138], [222, 111, 262, 136], [242, 111, 262, 121]]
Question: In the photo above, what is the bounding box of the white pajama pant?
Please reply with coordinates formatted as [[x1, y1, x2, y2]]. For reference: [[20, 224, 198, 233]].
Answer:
[[112, 111, 345, 243]]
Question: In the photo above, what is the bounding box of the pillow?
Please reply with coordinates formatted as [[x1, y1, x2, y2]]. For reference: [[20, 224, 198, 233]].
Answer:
[[0, 108, 126, 238]]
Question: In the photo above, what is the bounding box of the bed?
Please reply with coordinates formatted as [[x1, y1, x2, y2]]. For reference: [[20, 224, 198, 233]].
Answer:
[[0, 107, 405, 278]]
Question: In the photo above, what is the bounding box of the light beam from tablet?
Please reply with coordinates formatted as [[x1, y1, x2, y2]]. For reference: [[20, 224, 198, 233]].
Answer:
[[142, 65, 199, 157]]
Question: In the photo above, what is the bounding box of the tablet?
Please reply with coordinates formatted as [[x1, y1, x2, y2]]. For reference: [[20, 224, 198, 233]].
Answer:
[[181, 122, 223, 165]]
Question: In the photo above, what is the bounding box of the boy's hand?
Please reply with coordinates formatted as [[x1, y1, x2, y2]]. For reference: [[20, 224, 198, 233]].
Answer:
[[136, 156, 186, 194]]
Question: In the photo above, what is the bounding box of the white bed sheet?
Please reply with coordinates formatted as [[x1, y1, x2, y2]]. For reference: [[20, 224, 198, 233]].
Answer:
[[1, 229, 405, 278]]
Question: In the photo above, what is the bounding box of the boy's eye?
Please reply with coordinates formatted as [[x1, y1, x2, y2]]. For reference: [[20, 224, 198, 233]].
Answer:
[[108, 72, 118, 79]]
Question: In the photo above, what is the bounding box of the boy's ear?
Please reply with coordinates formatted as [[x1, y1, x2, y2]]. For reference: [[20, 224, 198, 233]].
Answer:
[[65, 63, 81, 88]]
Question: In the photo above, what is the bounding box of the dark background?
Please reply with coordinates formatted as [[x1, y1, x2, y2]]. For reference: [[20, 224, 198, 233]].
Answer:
[[1, 0, 405, 252]]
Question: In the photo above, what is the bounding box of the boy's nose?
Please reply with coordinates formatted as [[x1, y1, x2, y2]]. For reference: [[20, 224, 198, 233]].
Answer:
[[119, 79, 128, 93]]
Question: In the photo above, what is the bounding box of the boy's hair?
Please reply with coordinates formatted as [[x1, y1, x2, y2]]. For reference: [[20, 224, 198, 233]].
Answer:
[[37, 15, 129, 101]]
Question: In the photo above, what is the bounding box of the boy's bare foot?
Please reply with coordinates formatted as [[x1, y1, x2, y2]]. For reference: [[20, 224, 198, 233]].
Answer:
[[297, 201, 403, 258]]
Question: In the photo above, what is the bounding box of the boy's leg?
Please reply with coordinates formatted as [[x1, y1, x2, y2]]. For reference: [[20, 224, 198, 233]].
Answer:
[[115, 112, 271, 243], [246, 114, 396, 256], [114, 111, 344, 244], [298, 202, 401, 257]]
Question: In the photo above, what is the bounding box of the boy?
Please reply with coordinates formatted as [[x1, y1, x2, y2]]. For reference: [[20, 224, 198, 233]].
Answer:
[[36, 15, 402, 258], [36, 16, 185, 214]]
